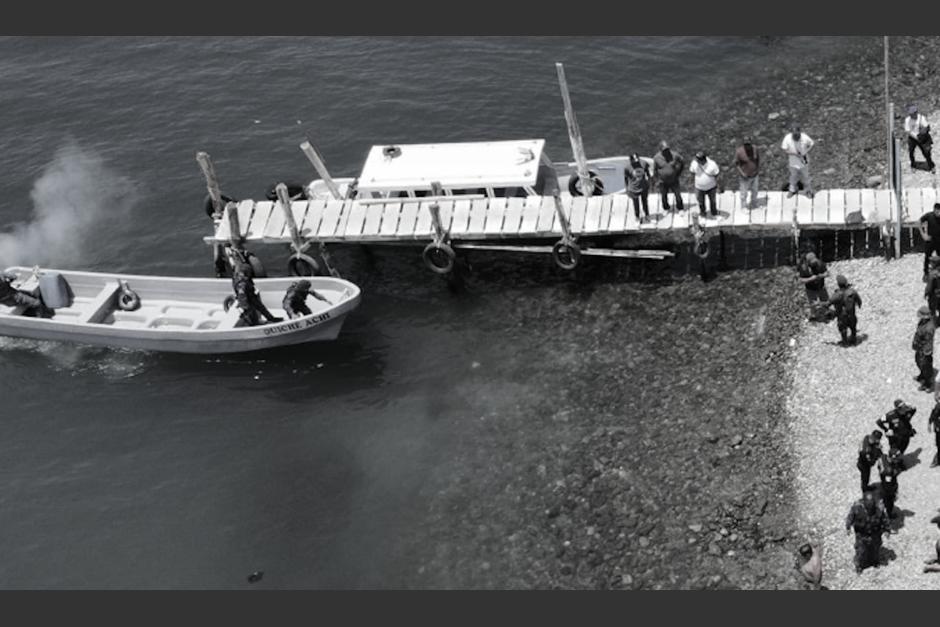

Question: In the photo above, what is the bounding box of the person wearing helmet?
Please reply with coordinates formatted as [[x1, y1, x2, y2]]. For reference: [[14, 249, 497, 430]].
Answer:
[[230, 263, 282, 327], [0, 271, 53, 318], [828, 274, 862, 345], [857, 430, 883, 494], [845, 491, 891, 574], [282, 279, 331, 320], [913, 305, 937, 392], [877, 399, 917, 457], [876, 448, 901, 518]]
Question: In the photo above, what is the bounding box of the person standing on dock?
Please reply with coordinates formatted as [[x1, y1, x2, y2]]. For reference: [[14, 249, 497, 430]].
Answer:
[[845, 491, 890, 574], [857, 430, 883, 494], [734, 137, 760, 209], [796, 251, 829, 321], [828, 274, 862, 346], [927, 392, 940, 467], [905, 105, 935, 172], [690, 151, 720, 218], [919, 203, 940, 280], [624, 154, 652, 223], [653, 140, 685, 212], [781, 126, 815, 199], [913, 306, 937, 392]]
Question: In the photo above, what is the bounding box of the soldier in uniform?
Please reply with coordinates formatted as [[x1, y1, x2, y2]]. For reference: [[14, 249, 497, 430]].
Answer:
[[231, 263, 282, 327], [928, 391, 940, 467], [877, 399, 917, 457], [925, 255, 940, 322], [282, 279, 331, 320], [797, 251, 829, 321], [828, 274, 862, 345], [914, 305, 937, 392], [0, 272, 53, 318], [876, 449, 901, 518], [857, 430, 883, 494], [845, 491, 891, 574]]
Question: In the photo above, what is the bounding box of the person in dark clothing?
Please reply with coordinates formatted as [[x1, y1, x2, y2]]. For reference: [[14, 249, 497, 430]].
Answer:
[[914, 305, 937, 391], [857, 430, 883, 494], [905, 104, 935, 172], [282, 279, 331, 319], [926, 255, 940, 322], [231, 263, 282, 327], [877, 399, 917, 457], [845, 491, 891, 574], [797, 252, 829, 321], [920, 203, 940, 279], [653, 140, 685, 212], [928, 392, 940, 467], [0, 272, 52, 318], [828, 274, 862, 345], [876, 449, 900, 518], [624, 153, 652, 222]]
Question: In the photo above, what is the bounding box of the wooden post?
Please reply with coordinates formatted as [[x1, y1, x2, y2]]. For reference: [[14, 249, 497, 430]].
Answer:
[[551, 192, 573, 240], [885, 37, 891, 186], [196, 151, 223, 217], [300, 140, 343, 200], [555, 62, 593, 197], [224, 201, 241, 248], [428, 181, 447, 243], [275, 183, 304, 254], [895, 135, 903, 258]]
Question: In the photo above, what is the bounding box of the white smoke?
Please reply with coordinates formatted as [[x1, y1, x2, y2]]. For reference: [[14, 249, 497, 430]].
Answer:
[[0, 143, 138, 267]]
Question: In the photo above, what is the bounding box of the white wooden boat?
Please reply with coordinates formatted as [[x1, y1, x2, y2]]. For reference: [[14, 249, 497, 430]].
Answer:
[[0, 267, 361, 353]]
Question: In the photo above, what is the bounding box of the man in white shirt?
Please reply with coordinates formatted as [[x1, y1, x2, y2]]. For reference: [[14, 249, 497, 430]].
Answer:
[[905, 104, 935, 172], [781, 125, 815, 199], [689, 151, 720, 217]]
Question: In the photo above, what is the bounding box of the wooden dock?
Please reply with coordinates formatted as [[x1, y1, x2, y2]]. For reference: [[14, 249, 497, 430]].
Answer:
[[205, 188, 934, 247]]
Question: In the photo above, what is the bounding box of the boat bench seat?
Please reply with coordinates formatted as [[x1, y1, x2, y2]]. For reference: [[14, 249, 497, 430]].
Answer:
[[216, 306, 244, 330], [79, 281, 122, 324]]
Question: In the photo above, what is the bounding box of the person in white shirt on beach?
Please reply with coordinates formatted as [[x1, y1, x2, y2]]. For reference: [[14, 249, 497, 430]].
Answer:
[[689, 151, 720, 217], [781, 125, 815, 199], [905, 104, 935, 172]]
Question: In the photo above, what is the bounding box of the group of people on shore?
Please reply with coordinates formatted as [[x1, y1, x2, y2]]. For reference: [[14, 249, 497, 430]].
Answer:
[[620, 126, 816, 223]]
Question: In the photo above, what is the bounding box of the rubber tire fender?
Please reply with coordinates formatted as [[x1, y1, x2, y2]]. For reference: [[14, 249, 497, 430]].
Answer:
[[287, 253, 320, 277], [567, 171, 604, 196], [116, 284, 141, 312], [223, 295, 236, 312], [422, 242, 456, 275], [552, 240, 581, 271], [694, 239, 710, 259]]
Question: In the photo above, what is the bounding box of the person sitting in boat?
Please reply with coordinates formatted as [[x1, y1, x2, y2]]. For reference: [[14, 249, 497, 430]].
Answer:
[[232, 263, 282, 327], [0, 272, 53, 318], [282, 279, 331, 319]]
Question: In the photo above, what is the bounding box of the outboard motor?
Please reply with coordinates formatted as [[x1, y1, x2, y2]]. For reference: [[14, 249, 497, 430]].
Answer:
[[38, 272, 74, 309]]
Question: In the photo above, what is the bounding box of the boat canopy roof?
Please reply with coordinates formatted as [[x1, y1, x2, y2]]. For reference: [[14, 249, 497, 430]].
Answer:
[[356, 139, 546, 192]]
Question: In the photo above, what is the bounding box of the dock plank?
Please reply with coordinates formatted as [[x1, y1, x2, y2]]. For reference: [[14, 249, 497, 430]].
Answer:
[[905, 188, 923, 220], [646, 193, 663, 225], [412, 201, 434, 238], [810, 190, 828, 225], [717, 190, 736, 226], [536, 196, 557, 235], [246, 201, 272, 240], [317, 200, 345, 238], [826, 189, 845, 225], [569, 197, 588, 233], [484, 198, 508, 236], [343, 201, 369, 238], [237, 200, 255, 238], [624, 197, 640, 232], [843, 189, 862, 225], [262, 200, 288, 240], [299, 200, 322, 237], [873, 190, 893, 224], [466, 199, 489, 237], [450, 199, 472, 236], [752, 191, 770, 227], [583, 196, 604, 233], [396, 201, 419, 238], [379, 202, 402, 237], [859, 189, 877, 225], [519, 196, 541, 235], [920, 188, 937, 219], [598, 196, 614, 232], [608, 195, 628, 232], [332, 201, 352, 240], [763, 191, 781, 226], [503, 198, 525, 236]]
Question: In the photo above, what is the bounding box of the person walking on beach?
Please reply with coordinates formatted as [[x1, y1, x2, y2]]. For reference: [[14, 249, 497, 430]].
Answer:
[[624, 153, 652, 223], [797, 251, 829, 321], [828, 274, 862, 346], [876, 449, 900, 518], [913, 305, 937, 392], [653, 140, 685, 212], [781, 126, 815, 199], [857, 430, 884, 494], [845, 491, 891, 574], [919, 203, 940, 280], [734, 137, 760, 210], [926, 255, 940, 322], [928, 392, 940, 467], [690, 151, 720, 218], [877, 399, 917, 457], [905, 104, 935, 172]]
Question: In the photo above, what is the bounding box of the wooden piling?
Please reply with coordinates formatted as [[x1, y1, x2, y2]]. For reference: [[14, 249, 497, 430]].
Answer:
[[275, 182, 304, 253], [224, 201, 241, 248], [196, 152, 223, 217], [300, 140, 343, 200], [555, 62, 593, 197]]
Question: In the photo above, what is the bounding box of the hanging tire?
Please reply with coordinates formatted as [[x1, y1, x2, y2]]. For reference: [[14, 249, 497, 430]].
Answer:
[[567, 172, 604, 197], [552, 240, 581, 270], [422, 242, 456, 275], [223, 295, 236, 312], [204, 193, 235, 218], [116, 284, 141, 312], [694, 239, 710, 259], [288, 253, 320, 277]]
